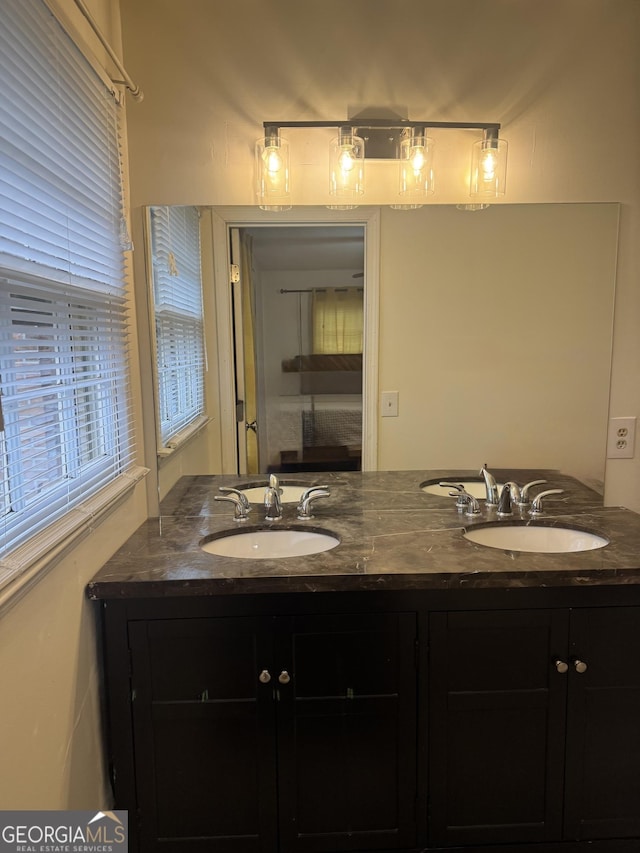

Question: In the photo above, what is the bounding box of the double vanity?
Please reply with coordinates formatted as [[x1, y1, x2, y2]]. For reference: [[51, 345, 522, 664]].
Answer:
[[88, 470, 640, 853]]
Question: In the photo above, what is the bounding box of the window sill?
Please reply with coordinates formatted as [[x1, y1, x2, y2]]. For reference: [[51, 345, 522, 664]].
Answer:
[[157, 415, 211, 460], [0, 465, 149, 616]]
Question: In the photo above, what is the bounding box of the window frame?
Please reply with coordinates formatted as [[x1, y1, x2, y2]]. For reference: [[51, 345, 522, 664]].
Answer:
[[0, 0, 146, 594]]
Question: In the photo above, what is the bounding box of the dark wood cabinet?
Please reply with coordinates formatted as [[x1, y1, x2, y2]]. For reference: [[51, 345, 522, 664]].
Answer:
[[276, 613, 417, 852], [428, 606, 640, 848], [121, 609, 417, 853], [564, 607, 640, 841], [128, 617, 277, 852], [99, 592, 640, 853]]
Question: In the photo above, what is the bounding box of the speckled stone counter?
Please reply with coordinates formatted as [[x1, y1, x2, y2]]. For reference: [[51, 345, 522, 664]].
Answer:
[[87, 469, 640, 598]]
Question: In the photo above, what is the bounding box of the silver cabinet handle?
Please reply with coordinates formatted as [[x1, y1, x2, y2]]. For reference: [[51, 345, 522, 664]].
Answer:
[[573, 659, 588, 674], [555, 659, 569, 674], [278, 670, 291, 684], [258, 669, 271, 684]]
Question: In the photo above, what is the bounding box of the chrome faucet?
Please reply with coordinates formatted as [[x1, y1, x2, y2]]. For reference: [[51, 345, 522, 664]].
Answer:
[[264, 485, 283, 520], [497, 482, 517, 516], [458, 488, 481, 516], [529, 488, 564, 515], [297, 486, 330, 519], [269, 473, 281, 493], [517, 479, 548, 506], [443, 482, 469, 510], [480, 464, 499, 507], [218, 486, 251, 512], [214, 488, 251, 521]]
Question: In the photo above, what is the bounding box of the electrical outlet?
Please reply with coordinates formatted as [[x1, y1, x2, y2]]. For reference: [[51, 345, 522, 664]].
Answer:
[[381, 391, 399, 417], [607, 416, 636, 459]]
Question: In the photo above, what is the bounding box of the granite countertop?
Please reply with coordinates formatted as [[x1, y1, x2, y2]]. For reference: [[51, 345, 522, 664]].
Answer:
[[87, 469, 640, 598]]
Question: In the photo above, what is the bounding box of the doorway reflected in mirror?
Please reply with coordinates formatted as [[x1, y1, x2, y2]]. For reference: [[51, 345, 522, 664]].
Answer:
[[236, 226, 365, 474]]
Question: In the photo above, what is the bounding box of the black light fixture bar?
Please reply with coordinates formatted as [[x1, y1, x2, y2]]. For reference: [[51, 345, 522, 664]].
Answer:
[[263, 120, 501, 160], [263, 120, 501, 132]]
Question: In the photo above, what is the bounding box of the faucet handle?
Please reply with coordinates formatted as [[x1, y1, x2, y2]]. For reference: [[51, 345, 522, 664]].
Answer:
[[219, 487, 251, 510], [297, 489, 330, 520], [441, 483, 467, 509], [459, 488, 481, 516], [300, 485, 329, 501], [529, 489, 565, 516], [517, 480, 548, 506], [214, 493, 250, 521]]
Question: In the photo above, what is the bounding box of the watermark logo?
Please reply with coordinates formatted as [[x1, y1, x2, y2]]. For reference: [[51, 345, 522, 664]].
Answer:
[[0, 811, 127, 852]]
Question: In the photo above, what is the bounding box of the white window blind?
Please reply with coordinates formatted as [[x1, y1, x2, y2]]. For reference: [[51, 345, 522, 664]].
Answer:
[[149, 206, 206, 448], [0, 0, 136, 571]]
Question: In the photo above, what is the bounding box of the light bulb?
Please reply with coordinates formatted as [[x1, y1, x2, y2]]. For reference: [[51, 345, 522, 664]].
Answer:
[[398, 134, 434, 200], [409, 145, 426, 172], [264, 146, 283, 174], [470, 136, 507, 198], [480, 147, 498, 182], [338, 147, 355, 173], [255, 134, 291, 210], [329, 131, 364, 204]]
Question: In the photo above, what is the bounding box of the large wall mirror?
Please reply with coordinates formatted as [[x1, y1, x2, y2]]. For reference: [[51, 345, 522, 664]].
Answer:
[[145, 203, 619, 500]]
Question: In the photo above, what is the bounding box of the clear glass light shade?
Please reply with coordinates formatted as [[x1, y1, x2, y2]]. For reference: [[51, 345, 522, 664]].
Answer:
[[470, 137, 507, 198], [398, 135, 434, 201], [329, 130, 365, 207], [255, 136, 291, 210]]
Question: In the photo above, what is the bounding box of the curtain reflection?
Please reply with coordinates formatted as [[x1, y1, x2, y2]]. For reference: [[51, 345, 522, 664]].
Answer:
[[312, 288, 363, 354]]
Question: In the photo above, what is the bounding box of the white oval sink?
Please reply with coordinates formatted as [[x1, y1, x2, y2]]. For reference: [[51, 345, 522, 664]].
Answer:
[[463, 524, 609, 553], [201, 528, 340, 559], [238, 484, 308, 504], [422, 479, 503, 500]]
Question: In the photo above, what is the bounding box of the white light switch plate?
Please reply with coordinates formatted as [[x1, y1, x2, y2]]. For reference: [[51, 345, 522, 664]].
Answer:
[[381, 391, 399, 417]]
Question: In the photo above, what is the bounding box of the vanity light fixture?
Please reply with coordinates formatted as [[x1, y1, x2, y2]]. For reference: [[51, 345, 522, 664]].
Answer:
[[391, 126, 435, 209], [256, 118, 507, 208], [328, 126, 365, 209], [255, 129, 291, 210], [470, 127, 508, 198]]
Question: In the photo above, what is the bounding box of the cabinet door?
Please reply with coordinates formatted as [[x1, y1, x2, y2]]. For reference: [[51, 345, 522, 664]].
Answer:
[[564, 606, 640, 840], [129, 617, 277, 853], [428, 609, 568, 847], [276, 612, 417, 853]]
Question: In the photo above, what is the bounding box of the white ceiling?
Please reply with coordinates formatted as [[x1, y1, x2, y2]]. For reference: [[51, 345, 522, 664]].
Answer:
[[245, 225, 364, 271]]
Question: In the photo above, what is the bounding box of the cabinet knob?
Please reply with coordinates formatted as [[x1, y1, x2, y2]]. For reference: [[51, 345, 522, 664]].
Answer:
[[555, 659, 569, 674], [258, 669, 271, 684], [573, 658, 588, 674], [278, 670, 291, 684]]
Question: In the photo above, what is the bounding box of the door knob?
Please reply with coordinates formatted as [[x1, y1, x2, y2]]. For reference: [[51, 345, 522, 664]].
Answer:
[[554, 659, 569, 674], [573, 659, 588, 674], [278, 670, 291, 684], [258, 669, 271, 684]]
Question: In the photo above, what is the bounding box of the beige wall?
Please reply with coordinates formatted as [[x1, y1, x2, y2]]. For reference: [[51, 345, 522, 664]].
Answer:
[[0, 0, 148, 809], [377, 203, 618, 488], [121, 0, 640, 510]]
